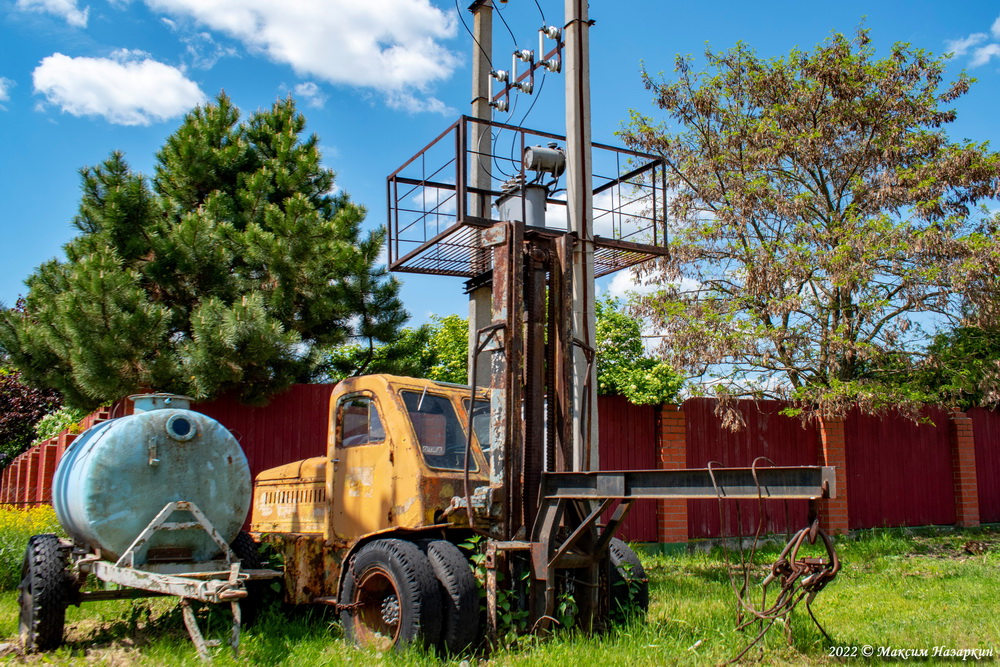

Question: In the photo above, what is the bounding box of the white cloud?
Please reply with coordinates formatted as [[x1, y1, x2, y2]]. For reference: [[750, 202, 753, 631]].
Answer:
[[143, 0, 459, 112], [33, 50, 206, 125], [0, 77, 13, 105], [948, 15, 1000, 67], [945, 32, 987, 56], [16, 0, 89, 28], [971, 43, 1000, 67], [160, 18, 238, 70], [294, 81, 327, 109]]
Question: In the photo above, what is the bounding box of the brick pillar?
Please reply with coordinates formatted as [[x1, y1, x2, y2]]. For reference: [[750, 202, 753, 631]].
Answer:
[[949, 410, 980, 527], [12, 458, 25, 505], [56, 433, 76, 460], [657, 404, 688, 543], [818, 416, 849, 535], [24, 448, 41, 504], [36, 443, 59, 504]]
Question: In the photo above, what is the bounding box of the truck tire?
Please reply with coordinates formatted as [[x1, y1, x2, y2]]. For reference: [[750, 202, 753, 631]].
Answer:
[[230, 531, 267, 627], [340, 539, 442, 650], [608, 538, 649, 622], [18, 534, 70, 652], [419, 539, 479, 653]]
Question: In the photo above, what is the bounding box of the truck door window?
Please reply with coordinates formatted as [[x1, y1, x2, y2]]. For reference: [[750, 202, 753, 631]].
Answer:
[[401, 391, 477, 472], [463, 398, 491, 462], [338, 396, 385, 447]]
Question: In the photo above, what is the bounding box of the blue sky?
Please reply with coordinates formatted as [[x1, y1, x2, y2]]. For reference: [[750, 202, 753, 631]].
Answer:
[[1, 0, 999, 328]]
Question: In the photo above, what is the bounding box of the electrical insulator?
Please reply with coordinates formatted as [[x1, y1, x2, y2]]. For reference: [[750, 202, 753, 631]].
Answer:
[[538, 26, 562, 73]]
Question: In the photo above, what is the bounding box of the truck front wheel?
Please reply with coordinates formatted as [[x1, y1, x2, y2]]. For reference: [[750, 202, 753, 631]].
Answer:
[[340, 539, 442, 650]]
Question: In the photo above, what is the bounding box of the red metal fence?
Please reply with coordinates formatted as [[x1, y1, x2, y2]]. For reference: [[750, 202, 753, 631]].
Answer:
[[844, 406, 955, 530], [193, 385, 333, 483], [685, 398, 817, 539], [968, 408, 1000, 523], [3, 386, 998, 542], [597, 395, 657, 542]]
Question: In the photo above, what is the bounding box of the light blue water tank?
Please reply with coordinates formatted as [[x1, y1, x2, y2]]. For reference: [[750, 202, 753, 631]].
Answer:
[[52, 394, 251, 565]]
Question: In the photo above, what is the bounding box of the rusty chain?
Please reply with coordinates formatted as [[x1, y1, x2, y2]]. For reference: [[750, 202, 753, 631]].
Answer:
[[708, 458, 841, 663]]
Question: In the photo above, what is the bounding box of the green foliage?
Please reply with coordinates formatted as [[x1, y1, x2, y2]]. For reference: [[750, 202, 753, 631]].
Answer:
[[596, 297, 683, 405], [620, 27, 1000, 417], [320, 325, 433, 383], [321, 313, 469, 385], [324, 301, 683, 404], [1, 94, 408, 408], [32, 406, 90, 444], [0, 366, 62, 464], [424, 314, 470, 384], [909, 325, 1000, 409]]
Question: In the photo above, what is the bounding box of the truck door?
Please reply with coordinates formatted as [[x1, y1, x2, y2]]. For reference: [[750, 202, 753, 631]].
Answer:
[[327, 393, 392, 541]]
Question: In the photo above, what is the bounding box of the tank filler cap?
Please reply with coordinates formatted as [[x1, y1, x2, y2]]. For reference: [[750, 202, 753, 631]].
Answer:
[[129, 393, 195, 413]]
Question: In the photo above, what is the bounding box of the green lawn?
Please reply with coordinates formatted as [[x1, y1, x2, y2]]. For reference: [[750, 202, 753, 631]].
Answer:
[[1, 526, 998, 665]]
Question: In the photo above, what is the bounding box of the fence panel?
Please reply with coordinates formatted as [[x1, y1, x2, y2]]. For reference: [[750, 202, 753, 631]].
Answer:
[[845, 407, 954, 529], [194, 384, 334, 483], [685, 398, 818, 539], [968, 408, 1000, 523], [598, 395, 658, 542]]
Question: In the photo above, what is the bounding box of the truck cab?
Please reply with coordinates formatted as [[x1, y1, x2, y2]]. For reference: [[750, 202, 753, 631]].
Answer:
[[250, 374, 490, 605]]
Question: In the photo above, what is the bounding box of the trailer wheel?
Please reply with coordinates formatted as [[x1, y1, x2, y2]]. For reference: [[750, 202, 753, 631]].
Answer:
[[18, 534, 69, 652], [340, 539, 442, 650], [418, 539, 479, 653], [609, 538, 649, 622], [230, 531, 268, 627]]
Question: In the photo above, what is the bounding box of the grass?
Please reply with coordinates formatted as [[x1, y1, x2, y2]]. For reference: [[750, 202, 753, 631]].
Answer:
[[0, 516, 997, 664]]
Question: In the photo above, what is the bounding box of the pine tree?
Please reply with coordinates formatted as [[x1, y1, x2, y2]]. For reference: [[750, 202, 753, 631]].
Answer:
[[0, 94, 408, 408]]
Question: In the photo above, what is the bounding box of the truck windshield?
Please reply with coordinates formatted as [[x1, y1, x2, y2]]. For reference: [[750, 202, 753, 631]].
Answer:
[[401, 391, 478, 472]]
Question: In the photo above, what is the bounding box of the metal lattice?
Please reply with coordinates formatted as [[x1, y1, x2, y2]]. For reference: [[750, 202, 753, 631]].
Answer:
[[386, 116, 668, 279]]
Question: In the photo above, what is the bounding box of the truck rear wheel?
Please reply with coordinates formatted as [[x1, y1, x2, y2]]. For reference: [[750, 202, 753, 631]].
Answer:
[[18, 534, 69, 652], [419, 539, 479, 653], [609, 538, 649, 622], [340, 539, 442, 650]]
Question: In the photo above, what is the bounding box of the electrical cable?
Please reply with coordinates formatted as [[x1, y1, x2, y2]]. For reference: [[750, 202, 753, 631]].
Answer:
[[455, 0, 493, 70], [494, 1, 519, 47], [507, 69, 547, 169], [533, 0, 546, 23]]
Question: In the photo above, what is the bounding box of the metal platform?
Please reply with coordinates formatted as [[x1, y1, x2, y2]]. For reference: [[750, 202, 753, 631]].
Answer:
[[386, 116, 669, 278]]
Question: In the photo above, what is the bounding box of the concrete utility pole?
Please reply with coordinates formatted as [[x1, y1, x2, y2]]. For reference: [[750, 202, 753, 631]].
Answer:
[[468, 0, 493, 388], [564, 0, 598, 472]]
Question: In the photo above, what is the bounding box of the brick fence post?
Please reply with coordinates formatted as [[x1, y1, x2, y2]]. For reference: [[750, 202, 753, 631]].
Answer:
[[657, 404, 688, 543], [949, 409, 980, 527], [818, 416, 849, 535]]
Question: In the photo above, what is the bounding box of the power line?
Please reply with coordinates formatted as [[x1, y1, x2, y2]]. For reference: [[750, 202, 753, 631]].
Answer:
[[456, 0, 493, 70], [494, 1, 519, 48], [533, 0, 546, 23]]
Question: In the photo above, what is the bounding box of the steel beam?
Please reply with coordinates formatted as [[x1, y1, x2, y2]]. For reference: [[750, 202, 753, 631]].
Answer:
[[542, 466, 836, 500]]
